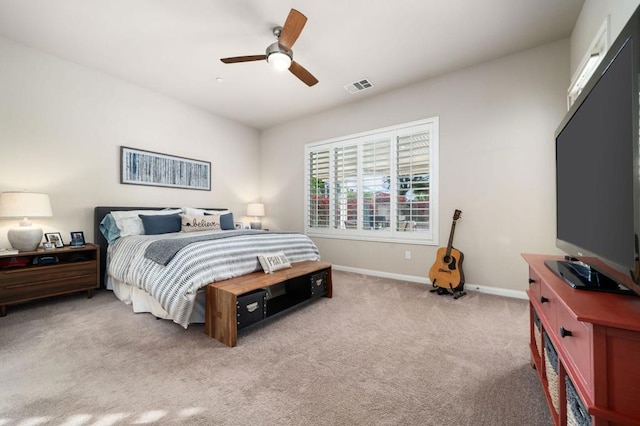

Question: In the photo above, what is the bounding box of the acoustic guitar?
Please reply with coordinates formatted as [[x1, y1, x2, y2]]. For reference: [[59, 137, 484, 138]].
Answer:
[[429, 209, 465, 295]]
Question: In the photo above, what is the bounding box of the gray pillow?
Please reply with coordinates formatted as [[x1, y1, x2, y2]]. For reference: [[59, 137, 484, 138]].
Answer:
[[206, 211, 235, 230], [139, 213, 182, 235], [220, 213, 234, 230]]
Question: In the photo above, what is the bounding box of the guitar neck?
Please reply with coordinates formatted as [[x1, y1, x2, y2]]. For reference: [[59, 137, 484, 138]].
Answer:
[[445, 220, 457, 256]]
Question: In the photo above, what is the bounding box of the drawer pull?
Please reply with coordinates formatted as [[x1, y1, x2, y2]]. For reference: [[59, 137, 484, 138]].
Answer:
[[540, 296, 549, 304], [560, 327, 573, 338], [528, 278, 535, 284]]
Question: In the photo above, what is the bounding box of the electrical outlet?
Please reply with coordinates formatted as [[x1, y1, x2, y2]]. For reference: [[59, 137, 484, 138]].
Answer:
[[405, 251, 411, 260]]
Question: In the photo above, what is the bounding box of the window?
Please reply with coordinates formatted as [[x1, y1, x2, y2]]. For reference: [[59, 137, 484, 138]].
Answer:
[[568, 16, 610, 108], [305, 118, 439, 245]]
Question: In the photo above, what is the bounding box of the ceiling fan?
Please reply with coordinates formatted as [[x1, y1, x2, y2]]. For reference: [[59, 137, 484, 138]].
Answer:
[[220, 9, 318, 87]]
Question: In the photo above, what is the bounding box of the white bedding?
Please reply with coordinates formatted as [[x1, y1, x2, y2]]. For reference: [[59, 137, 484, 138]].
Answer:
[[108, 276, 207, 323], [106, 230, 320, 327]]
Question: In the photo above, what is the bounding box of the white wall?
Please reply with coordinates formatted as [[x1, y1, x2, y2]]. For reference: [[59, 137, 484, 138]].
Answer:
[[261, 40, 570, 293], [570, 0, 640, 76], [0, 36, 260, 247]]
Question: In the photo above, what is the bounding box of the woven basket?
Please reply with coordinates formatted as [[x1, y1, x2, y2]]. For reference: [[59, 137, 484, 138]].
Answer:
[[544, 334, 560, 413], [533, 311, 542, 358], [566, 376, 591, 426]]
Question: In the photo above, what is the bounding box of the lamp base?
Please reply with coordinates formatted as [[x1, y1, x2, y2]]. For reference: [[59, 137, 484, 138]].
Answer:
[[7, 226, 43, 252], [250, 221, 262, 230]]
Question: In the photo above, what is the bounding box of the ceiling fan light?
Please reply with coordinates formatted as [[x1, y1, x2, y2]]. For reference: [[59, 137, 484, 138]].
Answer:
[[268, 52, 292, 71]]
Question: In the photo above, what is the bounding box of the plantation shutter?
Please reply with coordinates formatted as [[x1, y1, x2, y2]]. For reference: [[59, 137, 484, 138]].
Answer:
[[305, 117, 438, 244], [362, 137, 391, 230], [333, 144, 358, 229], [308, 149, 330, 229], [396, 129, 431, 232]]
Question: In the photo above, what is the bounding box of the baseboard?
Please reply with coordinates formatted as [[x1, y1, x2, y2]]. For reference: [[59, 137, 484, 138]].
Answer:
[[332, 264, 528, 300]]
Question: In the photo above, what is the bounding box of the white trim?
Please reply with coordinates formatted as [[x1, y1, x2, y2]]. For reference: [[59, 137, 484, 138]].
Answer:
[[332, 264, 528, 300], [463, 283, 528, 300]]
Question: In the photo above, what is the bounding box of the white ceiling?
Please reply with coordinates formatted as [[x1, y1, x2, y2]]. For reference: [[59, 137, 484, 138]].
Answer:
[[0, 0, 584, 130]]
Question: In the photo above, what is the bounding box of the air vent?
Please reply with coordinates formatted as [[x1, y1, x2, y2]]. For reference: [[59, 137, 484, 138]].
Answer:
[[344, 78, 374, 94]]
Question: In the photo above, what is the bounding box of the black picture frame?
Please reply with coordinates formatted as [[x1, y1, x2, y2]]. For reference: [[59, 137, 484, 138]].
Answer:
[[44, 232, 64, 248], [120, 146, 211, 191], [70, 231, 86, 247]]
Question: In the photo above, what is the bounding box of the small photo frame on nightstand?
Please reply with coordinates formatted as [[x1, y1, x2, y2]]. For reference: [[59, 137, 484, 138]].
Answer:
[[70, 231, 86, 248], [44, 232, 64, 248]]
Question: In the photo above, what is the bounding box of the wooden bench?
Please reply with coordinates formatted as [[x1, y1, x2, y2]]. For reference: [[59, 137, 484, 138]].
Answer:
[[205, 260, 332, 346]]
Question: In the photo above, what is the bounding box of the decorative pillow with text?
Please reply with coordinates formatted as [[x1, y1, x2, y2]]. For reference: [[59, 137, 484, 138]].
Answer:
[[180, 214, 221, 232], [258, 252, 292, 274]]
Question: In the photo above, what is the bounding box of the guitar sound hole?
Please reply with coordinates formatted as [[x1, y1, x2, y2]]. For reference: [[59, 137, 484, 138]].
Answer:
[[443, 255, 452, 263]]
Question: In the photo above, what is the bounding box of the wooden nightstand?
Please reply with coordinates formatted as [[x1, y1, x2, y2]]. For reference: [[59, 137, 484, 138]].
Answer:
[[0, 243, 100, 316]]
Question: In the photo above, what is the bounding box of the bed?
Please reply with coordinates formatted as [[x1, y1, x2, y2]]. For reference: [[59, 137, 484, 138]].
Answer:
[[93, 206, 321, 328]]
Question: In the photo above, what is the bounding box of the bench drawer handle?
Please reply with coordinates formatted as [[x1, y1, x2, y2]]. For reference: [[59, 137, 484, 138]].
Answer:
[[246, 302, 259, 313]]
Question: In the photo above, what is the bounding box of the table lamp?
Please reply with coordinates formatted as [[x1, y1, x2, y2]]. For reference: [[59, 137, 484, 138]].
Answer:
[[247, 203, 265, 230], [0, 192, 53, 251]]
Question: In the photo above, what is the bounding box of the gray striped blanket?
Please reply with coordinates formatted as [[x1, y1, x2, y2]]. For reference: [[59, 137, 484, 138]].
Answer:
[[145, 230, 297, 265], [107, 230, 321, 327]]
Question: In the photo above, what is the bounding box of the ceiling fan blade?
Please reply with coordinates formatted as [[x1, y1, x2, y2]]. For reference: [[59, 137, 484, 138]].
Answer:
[[220, 55, 267, 64], [289, 61, 318, 87], [279, 9, 307, 50]]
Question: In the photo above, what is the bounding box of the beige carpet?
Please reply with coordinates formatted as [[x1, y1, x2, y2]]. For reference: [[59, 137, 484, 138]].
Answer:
[[0, 271, 551, 425]]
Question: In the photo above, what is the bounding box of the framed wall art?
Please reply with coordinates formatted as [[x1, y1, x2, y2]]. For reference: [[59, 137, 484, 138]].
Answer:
[[120, 146, 211, 191]]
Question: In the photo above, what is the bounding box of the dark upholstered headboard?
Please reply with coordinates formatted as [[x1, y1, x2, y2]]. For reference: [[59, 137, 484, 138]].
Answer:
[[94, 206, 227, 287]]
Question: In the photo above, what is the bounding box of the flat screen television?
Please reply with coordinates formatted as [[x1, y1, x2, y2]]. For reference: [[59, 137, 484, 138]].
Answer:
[[549, 25, 640, 296]]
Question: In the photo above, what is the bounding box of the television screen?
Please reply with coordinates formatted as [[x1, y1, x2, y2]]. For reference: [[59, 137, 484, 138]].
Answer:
[[553, 38, 638, 294]]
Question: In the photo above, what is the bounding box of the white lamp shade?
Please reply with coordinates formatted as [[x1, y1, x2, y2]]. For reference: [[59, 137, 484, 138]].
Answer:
[[247, 203, 265, 230], [247, 203, 265, 217], [0, 192, 53, 218]]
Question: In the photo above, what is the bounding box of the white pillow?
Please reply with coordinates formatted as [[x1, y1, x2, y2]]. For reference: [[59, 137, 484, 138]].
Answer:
[[111, 209, 181, 237], [181, 207, 230, 216], [258, 252, 292, 274]]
